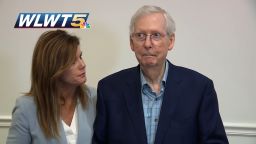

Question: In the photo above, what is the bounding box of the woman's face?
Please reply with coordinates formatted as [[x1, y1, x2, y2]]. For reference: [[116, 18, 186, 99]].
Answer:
[[60, 47, 86, 87]]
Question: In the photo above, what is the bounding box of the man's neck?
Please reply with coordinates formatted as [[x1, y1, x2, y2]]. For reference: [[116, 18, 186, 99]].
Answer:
[[141, 62, 166, 93]]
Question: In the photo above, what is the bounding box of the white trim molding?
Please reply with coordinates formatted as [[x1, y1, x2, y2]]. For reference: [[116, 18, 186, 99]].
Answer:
[[224, 122, 256, 137], [1, 115, 256, 137], [0, 115, 11, 128]]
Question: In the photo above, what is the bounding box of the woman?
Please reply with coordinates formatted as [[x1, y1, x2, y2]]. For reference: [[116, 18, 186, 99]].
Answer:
[[7, 30, 96, 144]]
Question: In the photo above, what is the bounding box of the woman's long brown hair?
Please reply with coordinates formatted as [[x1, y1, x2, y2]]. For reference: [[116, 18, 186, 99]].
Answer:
[[27, 30, 88, 139]]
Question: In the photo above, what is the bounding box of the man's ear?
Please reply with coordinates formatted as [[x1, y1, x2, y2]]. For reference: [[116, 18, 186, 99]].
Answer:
[[168, 33, 175, 51], [130, 37, 135, 51]]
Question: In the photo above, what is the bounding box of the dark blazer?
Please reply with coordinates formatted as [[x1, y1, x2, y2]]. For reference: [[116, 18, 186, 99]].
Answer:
[[93, 61, 229, 144]]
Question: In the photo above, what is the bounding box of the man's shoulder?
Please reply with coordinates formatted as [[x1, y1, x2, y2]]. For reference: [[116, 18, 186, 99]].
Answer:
[[171, 64, 211, 82], [100, 66, 138, 82]]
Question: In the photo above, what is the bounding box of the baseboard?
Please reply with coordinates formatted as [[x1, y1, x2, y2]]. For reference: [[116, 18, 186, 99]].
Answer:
[[0, 115, 11, 128], [1, 115, 256, 137], [224, 122, 256, 136]]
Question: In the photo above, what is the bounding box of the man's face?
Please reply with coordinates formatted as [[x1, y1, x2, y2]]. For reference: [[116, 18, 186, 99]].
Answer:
[[130, 13, 175, 68]]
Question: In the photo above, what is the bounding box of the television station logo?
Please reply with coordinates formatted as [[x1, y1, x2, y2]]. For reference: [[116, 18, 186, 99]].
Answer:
[[14, 13, 91, 29]]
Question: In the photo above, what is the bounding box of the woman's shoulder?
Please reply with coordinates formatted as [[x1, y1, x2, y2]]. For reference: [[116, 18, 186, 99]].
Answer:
[[86, 86, 96, 98], [13, 96, 36, 116], [15, 96, 35, 108], [85, 85, 97, 107], [10, 96, 37, 128]]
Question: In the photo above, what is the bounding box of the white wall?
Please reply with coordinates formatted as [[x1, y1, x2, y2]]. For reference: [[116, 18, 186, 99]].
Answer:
[[0, 0, 256, 143]]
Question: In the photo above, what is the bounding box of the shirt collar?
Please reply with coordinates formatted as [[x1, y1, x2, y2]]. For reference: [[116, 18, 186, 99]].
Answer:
[[140, 60, 169, 86]]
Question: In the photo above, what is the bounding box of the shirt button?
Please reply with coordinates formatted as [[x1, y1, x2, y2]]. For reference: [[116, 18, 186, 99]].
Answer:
[[154, 118, 158, 122]]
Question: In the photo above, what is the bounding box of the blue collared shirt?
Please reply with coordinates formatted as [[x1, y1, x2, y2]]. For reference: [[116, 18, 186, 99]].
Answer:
[[140, 61, 169, 144]]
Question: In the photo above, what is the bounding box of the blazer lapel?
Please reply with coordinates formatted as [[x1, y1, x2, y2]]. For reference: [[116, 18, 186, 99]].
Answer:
[[59, 120, 68, 144], [154, 62, 183, 144], [123, 66, 148, 144], [58, 103, 92, 144], [76, 103, 93, 144]]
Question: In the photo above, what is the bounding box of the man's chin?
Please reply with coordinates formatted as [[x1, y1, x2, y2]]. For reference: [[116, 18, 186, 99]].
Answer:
[[140, 61, 157, 67]]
